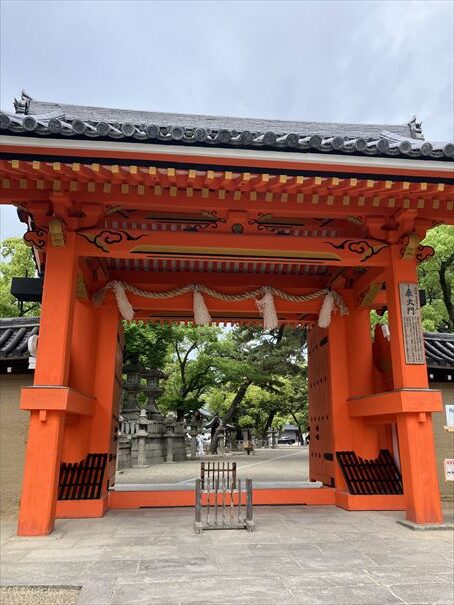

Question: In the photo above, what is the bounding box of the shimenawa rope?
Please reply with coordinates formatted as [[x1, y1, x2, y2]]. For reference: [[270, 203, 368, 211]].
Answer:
[[92, 281, 348, 328]]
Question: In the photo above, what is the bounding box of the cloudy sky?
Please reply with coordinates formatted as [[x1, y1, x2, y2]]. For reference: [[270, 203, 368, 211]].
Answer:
[[1, 0, 453, 239]]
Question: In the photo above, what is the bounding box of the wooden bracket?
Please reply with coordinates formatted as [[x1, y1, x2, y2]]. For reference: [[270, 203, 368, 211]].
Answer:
[[360, 281, 382, 307], [76, 273, 89, 300], [48, 218, 66, 247], [399, 232, 421, 260]]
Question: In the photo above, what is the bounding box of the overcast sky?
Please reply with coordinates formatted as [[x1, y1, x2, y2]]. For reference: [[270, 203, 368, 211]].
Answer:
[[1, 0, 453, 240]]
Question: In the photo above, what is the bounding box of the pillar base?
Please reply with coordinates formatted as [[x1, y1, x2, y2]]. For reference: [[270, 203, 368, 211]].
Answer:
[[335, 490, 405, 511], [55, 497, 108, 519], [397, 519, 452, 531]]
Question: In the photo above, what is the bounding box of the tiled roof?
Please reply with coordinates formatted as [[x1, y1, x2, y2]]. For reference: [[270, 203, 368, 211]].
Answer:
[[1, 92, 453, 160], [0, 317, 39, 361], [424, 332, 454, 369]]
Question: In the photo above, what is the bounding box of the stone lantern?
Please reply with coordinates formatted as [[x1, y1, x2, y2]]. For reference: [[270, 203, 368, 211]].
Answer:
[[141, 368, 166, 419], [121, 363, 142, 420]]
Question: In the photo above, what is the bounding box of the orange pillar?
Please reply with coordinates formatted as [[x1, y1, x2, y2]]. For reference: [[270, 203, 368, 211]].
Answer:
[[90, 304, 122, 497], [346, 306, 381, 458], [63, 299, 99, 462], [385, 244, 442, 524], [18, 232, 77, 536], [326, 313, 352, 490]]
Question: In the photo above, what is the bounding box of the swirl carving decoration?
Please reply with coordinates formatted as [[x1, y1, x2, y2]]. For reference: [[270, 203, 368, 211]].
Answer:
[[249, 213, 306, 235], [78, 229, 145, 253], [327, 239, 388, 262], [416, 245, 435, 264], [196, 211, 227, 231], [23, 228, 48, 250]]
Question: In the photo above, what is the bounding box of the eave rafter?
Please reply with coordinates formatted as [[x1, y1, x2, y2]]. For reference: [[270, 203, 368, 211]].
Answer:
[[1, 159, 453, 209]]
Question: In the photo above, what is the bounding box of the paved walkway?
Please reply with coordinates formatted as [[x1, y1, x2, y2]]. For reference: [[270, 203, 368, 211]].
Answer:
[[117, 445, 309, 486], [1, 506, 453, 604]]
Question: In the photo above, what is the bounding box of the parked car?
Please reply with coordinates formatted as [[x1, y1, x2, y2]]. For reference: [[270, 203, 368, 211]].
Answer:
[[277, 436, 296, 445]]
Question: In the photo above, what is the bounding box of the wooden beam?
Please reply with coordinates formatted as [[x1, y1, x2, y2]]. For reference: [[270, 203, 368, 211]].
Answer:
[[75, 230, 390, 266]]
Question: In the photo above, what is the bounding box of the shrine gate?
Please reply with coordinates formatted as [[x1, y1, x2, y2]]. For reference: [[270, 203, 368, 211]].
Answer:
[[1, 93, 453, 536]]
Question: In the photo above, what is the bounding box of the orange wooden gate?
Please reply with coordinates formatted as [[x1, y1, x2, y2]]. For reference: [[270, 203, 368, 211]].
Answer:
[[308, 326, 335, 487]]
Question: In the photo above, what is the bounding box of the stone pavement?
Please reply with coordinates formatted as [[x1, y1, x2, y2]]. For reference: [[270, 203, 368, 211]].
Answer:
[[1, 506, 453, 604], [117, 445, 309, 485]]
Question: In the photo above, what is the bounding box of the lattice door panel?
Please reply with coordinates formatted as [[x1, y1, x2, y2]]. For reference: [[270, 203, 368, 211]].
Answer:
[[308, 327, 334, 486], [58, 453, 108, 500], [336, 449, 403, 495]]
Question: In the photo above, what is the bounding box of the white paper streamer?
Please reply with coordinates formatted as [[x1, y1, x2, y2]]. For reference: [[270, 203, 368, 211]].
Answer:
[[193, 289, 212, 325], [256, 290, 279, 329], [112, 281, 134, 320], [318, 291, 335, 328]]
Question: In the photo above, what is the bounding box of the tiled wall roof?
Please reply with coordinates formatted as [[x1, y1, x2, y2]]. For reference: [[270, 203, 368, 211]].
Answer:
[[424, 332, 454, 369], [0, 317, 39, 361]]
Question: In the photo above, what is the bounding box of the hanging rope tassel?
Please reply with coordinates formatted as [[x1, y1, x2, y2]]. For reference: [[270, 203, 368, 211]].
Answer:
[[112, 281, 134, 320], [318, 290, 335, 328], [193, 288, 212, 325], [256, 290, 279, 329]]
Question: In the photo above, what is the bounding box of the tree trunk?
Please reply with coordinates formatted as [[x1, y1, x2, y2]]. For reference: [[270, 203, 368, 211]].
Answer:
[[290, 412, 303, 445], [262, 410, 276, 440], [223, 380, 252, 425], [210, 380, 252, 453]]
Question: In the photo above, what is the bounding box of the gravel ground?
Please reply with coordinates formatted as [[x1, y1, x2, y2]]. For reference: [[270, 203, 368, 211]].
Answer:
[[0, 586, 80, 605]]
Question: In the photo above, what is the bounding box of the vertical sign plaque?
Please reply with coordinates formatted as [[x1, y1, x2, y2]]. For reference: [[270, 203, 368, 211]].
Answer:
[[399, 283, 425, 364], [444, 459, 454, 482]]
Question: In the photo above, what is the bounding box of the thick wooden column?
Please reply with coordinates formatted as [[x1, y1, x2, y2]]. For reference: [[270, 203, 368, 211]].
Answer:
[[18, 232, 77, 536], [62, 299, 99, 462], [385, 244, 442, 524], [90, 304, 122, 500], [326, 313, 351, 490], [346, 306, 381, 458]]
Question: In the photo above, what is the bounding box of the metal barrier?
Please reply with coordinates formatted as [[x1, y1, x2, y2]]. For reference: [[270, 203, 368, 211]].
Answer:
[[194, 472, 254, 534]]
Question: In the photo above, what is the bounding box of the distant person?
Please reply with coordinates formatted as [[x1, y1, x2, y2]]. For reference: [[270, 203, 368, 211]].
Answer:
[[196, 433, 205, 457], [244, 429, 255, 456]]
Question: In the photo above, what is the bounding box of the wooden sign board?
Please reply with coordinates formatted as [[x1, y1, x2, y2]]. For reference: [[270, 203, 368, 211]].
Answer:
[[443, 459, 454, 482], [445, 405, 454, 428], [399, 283, 425, 365]]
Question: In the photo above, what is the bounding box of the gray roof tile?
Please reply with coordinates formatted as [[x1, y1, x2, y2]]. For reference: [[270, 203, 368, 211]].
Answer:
[[424, 332, 454, 369], [0, 317, 39, 361], [1, 92, 452, 160]]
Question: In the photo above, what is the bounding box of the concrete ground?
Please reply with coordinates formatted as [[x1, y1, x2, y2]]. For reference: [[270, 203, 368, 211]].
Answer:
[[1, 506, 453, 605], [116, 445, 310, 486]]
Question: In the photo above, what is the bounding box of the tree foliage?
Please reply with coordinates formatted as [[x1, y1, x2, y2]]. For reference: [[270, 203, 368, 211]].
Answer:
[[198, 325, 308, 445], [0, 238, 39, 318], [370, 225, 454, 334], [123, 321, 174, 369], [418, 225, 454, 332], [158, 325, 226, 419]]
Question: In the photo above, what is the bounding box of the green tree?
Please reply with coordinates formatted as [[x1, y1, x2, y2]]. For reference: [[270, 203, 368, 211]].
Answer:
[[203, 325, 308, 450], [158, 324, 225, 420], [0, 238, 39, 318], [123, 321, 174, 369], [370, 225, 454, 334], [418, 225, 454, 332]]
